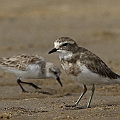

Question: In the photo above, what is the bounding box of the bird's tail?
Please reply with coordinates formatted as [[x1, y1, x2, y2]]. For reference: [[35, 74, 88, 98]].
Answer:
[[115, 77, 120, 84]]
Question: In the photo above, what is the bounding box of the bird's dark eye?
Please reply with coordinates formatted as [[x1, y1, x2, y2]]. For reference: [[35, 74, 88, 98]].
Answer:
[[54, 71, 57, 74], [62, 43, 68, 46]]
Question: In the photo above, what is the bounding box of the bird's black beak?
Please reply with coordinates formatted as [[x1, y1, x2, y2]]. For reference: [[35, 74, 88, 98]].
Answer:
[[48, 48, 58, 54], [56, 76, 63, 87]]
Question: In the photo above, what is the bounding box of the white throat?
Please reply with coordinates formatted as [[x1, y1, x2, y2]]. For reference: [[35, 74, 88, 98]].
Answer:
[[57, 50, 73, 60], [54, 41, 73, 60]]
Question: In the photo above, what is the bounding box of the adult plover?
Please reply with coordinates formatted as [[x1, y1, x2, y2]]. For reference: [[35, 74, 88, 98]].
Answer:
[[48, 37, 120, 108], [0, 54, 62, 92]]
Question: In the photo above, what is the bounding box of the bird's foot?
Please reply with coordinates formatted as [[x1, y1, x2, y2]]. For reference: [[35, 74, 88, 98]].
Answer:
[[65, 104, 77, 107], [65, 103, 83, 110], [22, 89, 29, 93], [30, 83, 41, 89]]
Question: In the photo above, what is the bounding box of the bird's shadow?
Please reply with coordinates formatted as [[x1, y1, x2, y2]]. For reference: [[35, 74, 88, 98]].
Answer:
[[22, 90, 53, 95], [34, 91, 53, 95], [64, 106, 84, 110], [63, 103, 118, 110]]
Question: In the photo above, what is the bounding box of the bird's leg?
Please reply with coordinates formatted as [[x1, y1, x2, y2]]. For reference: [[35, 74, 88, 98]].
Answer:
[[21, 81, 41, 89], [17, 78, 41, 92], [65, 85, 87, 107], [17, 78, 26, 92], [87, 84, 95, 108]]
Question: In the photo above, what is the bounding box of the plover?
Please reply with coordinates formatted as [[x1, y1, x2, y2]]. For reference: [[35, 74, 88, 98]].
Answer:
[[0, 54, 62, 92], [48, 37, 120, 108]]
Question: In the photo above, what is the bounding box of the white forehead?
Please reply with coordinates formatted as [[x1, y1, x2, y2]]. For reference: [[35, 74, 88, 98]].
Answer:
[[54, 41, 66, 48]]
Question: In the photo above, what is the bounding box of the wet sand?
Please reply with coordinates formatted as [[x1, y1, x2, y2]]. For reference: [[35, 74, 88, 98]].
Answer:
[[0, 0, 120, 119]]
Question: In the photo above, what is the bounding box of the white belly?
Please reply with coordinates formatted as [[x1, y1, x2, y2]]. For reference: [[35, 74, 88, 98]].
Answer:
[[59, 55, 120, 85], [0, 64, 42, 79], [67, 64, 116, 85]]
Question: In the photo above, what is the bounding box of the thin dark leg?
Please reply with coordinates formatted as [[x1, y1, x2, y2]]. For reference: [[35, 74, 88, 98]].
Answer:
[[17, 78, 41, 92], [19, 80, 41, 89], [66, 85, 87, 107], [87, 84, 95, 108], [17, 78, 26, 92]]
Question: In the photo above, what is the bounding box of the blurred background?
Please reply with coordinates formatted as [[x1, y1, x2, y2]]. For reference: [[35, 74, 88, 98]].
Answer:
[[0, 1, 120, 119], [0, 0, 120, 87]]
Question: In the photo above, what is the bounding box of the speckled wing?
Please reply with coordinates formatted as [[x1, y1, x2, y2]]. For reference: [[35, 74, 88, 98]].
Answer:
[[0, 54, 46, 71], [79, 47, 120, 79]]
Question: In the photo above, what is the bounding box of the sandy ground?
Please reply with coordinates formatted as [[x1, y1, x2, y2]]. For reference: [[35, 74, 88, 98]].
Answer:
[[0, 0, 120, 119]]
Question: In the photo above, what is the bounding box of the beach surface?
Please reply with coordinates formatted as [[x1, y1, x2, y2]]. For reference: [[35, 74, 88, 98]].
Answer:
[[0, 0, 120, 119]]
